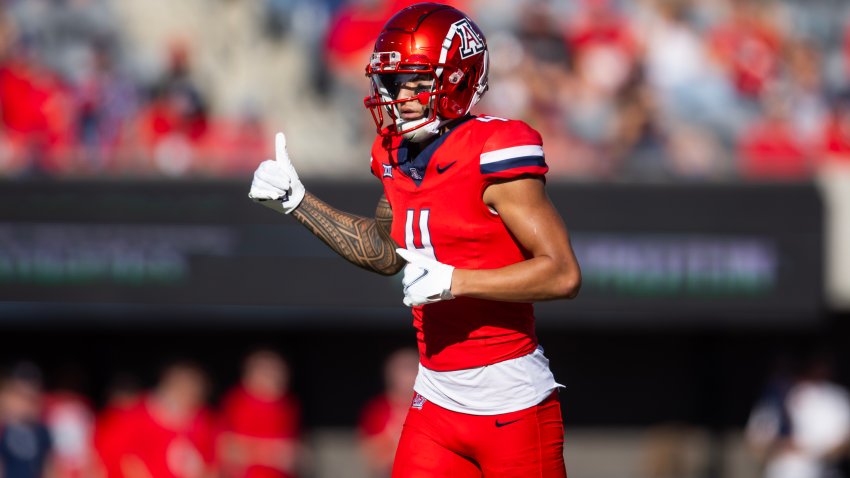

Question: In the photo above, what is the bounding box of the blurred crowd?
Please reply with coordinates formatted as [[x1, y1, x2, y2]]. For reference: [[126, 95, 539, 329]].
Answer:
[[0, 347, 419, 478], [3, 346, 849, 478], [3, 0, 850, 181]]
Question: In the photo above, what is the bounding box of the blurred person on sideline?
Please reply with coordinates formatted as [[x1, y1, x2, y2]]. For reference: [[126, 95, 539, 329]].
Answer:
[[0, 362, 54, 478], [218, 349, 301, 478], [249, 3, 581, 476], [42, 364, 98, 478], [747, 354, 850, 478], [92, 372, 142, 478], [112, 361, 217, 478], [358, 348, 419, 478]]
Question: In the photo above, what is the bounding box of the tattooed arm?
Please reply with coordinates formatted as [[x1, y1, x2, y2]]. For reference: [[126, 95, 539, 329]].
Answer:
[[248, 132, 402, 275], [290, 192, 405, 276]]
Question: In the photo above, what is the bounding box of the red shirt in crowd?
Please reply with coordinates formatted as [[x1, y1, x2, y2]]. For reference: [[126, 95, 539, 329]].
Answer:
[[822, 116, 850, 165], [358, 394, 408, 476], [218, 385, 300, 478], [93, 398, 139, 478], [709, 14, 782, 97], [739, 119, 810, 180], [115, 395, 217, 478]]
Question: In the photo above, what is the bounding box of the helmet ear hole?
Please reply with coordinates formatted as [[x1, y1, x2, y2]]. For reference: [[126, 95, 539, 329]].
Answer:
[[439, 97, 465, 119], [462, 65, 479, 92]]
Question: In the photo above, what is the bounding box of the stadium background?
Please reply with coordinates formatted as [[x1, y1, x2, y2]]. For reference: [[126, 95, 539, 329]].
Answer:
[[0, 0, 849, 477]]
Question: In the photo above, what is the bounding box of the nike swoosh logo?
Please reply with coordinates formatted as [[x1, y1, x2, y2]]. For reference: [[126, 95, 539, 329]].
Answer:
[[436, 161, 457, 174], [495, 418, 521, 428], [404, 269, 429, 292]]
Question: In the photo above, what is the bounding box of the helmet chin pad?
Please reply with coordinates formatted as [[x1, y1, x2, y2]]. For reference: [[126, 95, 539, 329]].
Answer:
[[399, 116, 441, 142]]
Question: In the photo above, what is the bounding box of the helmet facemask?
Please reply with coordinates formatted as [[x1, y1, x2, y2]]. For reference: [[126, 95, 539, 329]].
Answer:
[[365, 52, 459, 142]]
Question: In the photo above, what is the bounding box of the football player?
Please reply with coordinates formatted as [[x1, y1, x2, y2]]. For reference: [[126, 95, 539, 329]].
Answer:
[[249, 3, 581, 477]]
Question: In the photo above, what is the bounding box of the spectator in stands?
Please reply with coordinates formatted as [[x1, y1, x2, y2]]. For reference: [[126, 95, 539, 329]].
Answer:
[[218, 348, 301, 478], [0, 361, 54, 478], [112, 360, 217, 478], [565, 0, 639, 97], [0, 0, 847, 181], [136, 40, 209, 177], [820, 92, 850, 167], [199, 104, 273, 176], [663, 122, 729, 181], [72, 38, 140, 175], [637, 0, 743, 143], [708, 0, 784, 101], [0, 35, 75, 176], [324, 0, 410, 148], [784, 39, 829, 152], [357, 348, 419, 478], [738, 82, 812, 180]]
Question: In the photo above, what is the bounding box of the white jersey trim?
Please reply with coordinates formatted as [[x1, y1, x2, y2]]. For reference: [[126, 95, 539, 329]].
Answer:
[[479, 145, 544, 165], [413, 346, 563, 415]]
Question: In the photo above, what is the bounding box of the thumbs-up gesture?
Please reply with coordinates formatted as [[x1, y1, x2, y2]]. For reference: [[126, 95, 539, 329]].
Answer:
[[249, 132, 306, 215]]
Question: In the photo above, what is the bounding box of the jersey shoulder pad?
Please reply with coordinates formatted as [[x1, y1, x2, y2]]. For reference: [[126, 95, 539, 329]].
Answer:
[[473, 117, 547, 179]]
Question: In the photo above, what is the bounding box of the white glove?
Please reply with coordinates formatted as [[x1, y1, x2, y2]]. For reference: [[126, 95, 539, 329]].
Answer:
[[249, 132, 306, 214], [396, 248, 455, 307]]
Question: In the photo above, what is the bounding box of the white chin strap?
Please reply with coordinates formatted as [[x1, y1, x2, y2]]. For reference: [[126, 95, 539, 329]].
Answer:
[[399, 116, 441, 143]]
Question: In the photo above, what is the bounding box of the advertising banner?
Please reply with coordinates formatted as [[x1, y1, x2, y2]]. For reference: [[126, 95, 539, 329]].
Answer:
[[0, 181, 823, 327]]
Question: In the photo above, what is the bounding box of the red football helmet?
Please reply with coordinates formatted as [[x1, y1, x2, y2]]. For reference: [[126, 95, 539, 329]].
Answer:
[[363, 3, 489, 140]]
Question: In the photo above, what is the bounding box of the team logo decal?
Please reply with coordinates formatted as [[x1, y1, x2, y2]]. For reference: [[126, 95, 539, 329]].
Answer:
[[409, 167, 423, 180], [452, 19, 485, 59], [382, 164, 393, 178], [411, 393, 426, 410]]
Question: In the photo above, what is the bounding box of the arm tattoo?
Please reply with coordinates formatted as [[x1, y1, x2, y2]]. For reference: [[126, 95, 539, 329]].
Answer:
[[291, 192, 404, 275]]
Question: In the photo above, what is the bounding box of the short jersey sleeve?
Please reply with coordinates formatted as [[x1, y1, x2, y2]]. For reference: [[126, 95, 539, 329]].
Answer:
[[479, 120, 548, 181], [369, 134, 386, 180]]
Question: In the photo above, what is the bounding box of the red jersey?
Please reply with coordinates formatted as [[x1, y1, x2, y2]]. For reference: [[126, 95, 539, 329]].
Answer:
[[120, 397, 217, 478], [93, 401, 138, 478], [358, 395, 404, 438], [370, 115, 548, 371], [218, 386, 300, 478], [220, 386, 300, 439]]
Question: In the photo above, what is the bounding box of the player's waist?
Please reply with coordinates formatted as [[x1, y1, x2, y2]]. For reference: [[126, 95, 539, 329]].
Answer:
[[413, 345, 562, 415]]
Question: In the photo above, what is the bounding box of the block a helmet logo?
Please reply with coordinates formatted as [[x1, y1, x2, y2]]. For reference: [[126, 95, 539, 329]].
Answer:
[[452, 18, 485, 59]]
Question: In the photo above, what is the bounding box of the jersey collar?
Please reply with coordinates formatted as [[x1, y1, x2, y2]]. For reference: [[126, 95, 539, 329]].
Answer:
[[396, 115, 475, 186]]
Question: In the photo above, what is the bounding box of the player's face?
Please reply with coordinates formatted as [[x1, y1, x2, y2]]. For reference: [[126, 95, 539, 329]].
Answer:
[[397, 77, 434, 120], [379, 73, 434, 121]]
